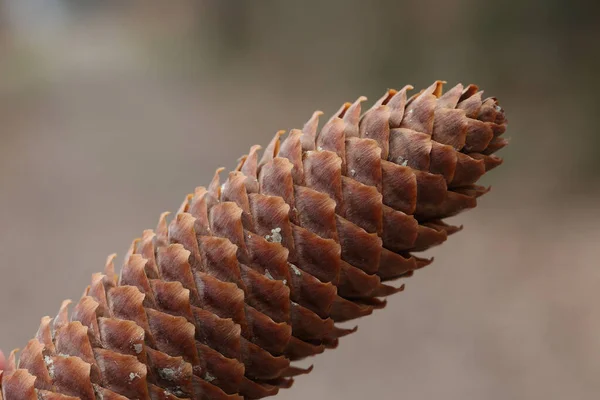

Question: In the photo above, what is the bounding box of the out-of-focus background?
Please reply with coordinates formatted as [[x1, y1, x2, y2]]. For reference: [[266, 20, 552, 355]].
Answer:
[[0, 1, 598, 399]]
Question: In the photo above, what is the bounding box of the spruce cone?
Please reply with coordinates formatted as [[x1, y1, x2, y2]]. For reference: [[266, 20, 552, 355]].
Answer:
[[0, 81, 508, 399]]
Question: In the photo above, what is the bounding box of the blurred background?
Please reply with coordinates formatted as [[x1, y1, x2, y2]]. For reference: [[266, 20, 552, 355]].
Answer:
[[0, 1, 598, 399]]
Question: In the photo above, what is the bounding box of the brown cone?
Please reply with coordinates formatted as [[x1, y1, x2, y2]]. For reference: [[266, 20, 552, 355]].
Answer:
[[0, 81, 508, 399]]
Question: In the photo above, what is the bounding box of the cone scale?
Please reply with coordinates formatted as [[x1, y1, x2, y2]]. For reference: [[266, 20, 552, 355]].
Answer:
[[0, 81, 508, 399]]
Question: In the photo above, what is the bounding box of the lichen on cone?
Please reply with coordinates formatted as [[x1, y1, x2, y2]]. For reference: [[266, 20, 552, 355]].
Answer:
[[0, 81, 508, 399]]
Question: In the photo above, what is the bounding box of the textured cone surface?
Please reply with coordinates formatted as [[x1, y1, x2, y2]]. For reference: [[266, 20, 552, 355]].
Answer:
[[0, 81, 508, 399]]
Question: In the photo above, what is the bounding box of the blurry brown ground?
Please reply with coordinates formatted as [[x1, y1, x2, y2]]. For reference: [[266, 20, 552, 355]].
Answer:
[[1, 1, 599, 399]]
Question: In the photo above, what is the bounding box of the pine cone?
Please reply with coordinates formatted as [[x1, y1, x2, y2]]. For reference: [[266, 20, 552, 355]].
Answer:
[[0, 81, 508, 400]]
